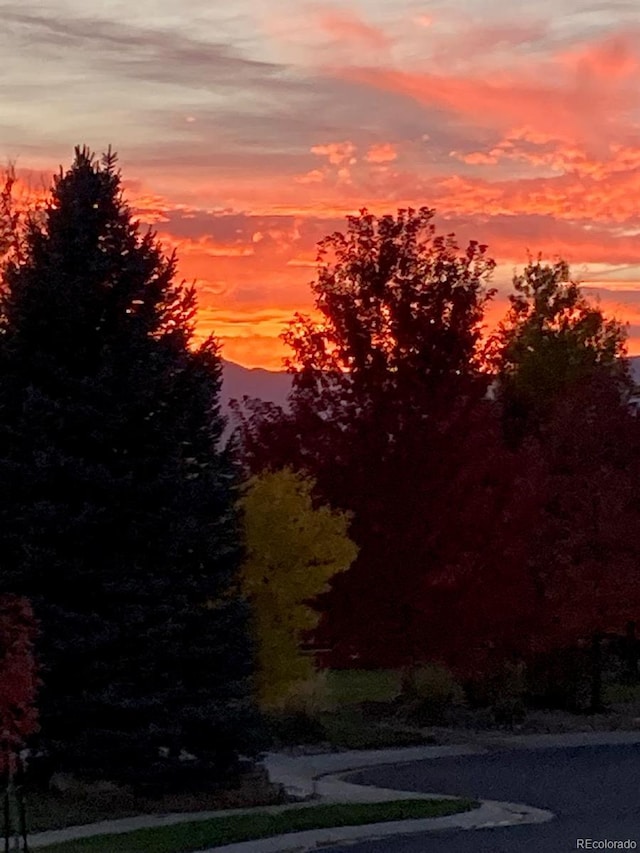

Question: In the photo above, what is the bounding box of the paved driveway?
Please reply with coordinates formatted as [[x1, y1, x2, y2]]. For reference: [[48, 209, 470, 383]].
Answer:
[[322, 743, 640, 852]]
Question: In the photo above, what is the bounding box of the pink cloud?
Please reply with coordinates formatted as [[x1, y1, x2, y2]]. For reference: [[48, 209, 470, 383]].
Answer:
[[339, 27, 640, 151], [558, 33, 640, 80], [295, 169, 325, 184], [317, 8, 392, 50], [342, 65, 629, 145], [11, 15, 640, 369]]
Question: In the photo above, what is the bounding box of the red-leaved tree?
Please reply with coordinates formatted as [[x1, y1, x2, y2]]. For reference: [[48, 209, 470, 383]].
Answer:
[[232, 207, 499, 668], [0, 595, 39, 777]]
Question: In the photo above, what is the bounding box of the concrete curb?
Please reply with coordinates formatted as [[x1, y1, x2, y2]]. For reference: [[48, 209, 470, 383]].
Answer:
[[262, 744, 487, 800], [186, 787, 552, 853], [28, 802, 331, 848], [31, 732, 640, 851], [189, 798, 553, 853]]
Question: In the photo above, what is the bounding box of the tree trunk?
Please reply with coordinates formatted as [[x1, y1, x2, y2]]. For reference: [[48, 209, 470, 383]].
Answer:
[[624, 621, 639, 684], [589, 632, 604, 714], [3, 785, 9, 853], [3, 740, 10, 853], [16, 756, 27, 853]]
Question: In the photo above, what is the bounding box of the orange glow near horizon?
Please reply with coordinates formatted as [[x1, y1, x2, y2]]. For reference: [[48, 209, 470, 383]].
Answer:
[[2, 2, 640, 369]]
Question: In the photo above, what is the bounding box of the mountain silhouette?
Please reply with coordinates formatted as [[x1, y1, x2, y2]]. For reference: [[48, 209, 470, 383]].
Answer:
[[221, 359, 292, 418], [220, 355, 640, 424]]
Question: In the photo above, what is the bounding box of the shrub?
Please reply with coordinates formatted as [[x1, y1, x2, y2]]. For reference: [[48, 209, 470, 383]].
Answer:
[[490, 661, 528, 726], [526, 647, 592, 712], [465, 660, 527, 727], [273, 671, 336, 717], [399, 663, 465, 725], [266, 712, 326, 747]]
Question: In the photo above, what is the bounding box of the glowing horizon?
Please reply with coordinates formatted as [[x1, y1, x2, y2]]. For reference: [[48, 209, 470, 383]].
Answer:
[[2, 1, 640, 369]]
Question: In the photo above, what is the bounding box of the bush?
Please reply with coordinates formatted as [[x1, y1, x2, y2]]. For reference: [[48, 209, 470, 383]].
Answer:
[[264, 672, 340, 748], [399, 663, 465, 725], [526, 647, 592, 712], [272, 671, 336, 716], [266, 712, 326, 747], [491, 662, 527, 726], [318, 709, 434, 749], [465, 661, 527, 727]]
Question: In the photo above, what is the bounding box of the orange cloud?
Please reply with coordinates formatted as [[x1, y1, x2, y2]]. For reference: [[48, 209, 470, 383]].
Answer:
[[295, 169, 325, 184], [311, 141, 358, 165], [452, 151, 499, 166], [365, 143, 398, 163], [119, 22, 640, 366], [8, 15, 640, 369], [345, 67, 597, 144]]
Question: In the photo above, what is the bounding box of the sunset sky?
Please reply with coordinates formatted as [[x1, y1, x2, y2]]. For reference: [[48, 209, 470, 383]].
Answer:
[[2, 0, 640, 368]]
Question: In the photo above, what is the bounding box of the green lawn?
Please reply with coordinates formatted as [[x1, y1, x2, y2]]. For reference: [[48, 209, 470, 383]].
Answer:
[[326, 669, 402, 705], [39, 799, 477, 852], [317, 709, 434, 750], [268, 669, 421, 750]]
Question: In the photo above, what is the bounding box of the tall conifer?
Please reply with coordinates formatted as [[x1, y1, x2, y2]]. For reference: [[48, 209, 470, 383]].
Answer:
[[0, 146, 262, 789]]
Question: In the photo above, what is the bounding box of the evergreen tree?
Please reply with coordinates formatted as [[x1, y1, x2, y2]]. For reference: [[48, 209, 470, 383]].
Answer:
[[0, 146, 262, 790]]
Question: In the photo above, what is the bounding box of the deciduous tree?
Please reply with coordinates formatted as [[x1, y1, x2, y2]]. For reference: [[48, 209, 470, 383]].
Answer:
[[490, 258, 639, 708], [233, 207, 498, 668], [238, 468, 357, 708], [0, 595, 39, 850], [489, 256, 630, 444], [0, 595, 39, 774]]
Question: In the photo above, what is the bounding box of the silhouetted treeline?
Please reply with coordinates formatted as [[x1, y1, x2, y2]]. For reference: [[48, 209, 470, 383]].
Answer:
[[231, 208, 640, 711], [2, 151, 639, 788]]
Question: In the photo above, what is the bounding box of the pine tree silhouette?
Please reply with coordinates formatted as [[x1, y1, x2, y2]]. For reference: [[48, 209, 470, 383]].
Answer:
[[0, 146, 263, 790]]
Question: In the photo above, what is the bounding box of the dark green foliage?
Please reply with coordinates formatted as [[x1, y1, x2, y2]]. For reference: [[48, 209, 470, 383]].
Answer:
[[266, 712, 327, 747], [526, 646, 602, 713], [398, 663, 465, 726], [0, 146, 264, 789], [490, 256, 630, 444]]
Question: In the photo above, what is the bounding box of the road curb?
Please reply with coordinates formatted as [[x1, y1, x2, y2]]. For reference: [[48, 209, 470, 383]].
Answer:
[[187, 798, 553, 853], [33, 733, 640, 851], [188, 748, 554, 853]]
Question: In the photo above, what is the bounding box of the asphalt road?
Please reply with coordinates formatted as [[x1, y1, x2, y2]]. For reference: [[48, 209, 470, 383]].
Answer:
[[321, 744, 640, 852]]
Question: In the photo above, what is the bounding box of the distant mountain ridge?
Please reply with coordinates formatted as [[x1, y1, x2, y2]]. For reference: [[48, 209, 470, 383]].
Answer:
[[220, 355, 640, 422], [220, 359, 292, 419]]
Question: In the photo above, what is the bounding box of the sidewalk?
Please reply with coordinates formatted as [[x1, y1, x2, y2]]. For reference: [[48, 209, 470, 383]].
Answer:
[[31, 731, 640, 852]]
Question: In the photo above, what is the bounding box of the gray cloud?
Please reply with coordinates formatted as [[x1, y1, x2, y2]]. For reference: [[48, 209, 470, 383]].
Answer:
[[0, 6, 282, 91]]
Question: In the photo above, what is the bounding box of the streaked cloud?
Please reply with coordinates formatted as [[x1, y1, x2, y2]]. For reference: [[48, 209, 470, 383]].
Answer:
[[1, 0, 640, 366]]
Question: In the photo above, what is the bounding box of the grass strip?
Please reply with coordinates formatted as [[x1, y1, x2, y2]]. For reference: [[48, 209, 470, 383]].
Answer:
[[39, 798, 477, 852]]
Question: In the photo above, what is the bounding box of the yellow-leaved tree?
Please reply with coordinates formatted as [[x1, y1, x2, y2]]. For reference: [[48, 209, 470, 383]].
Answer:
[[238, 468, 358, 710]]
